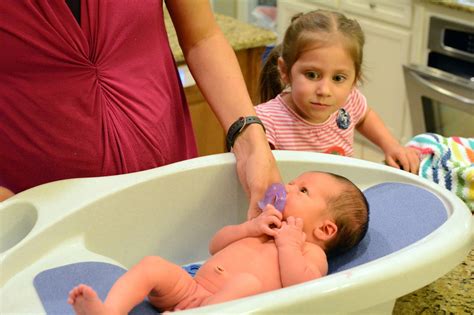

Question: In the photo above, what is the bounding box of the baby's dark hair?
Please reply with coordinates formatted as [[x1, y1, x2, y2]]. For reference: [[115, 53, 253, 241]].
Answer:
[[259, 9, 365, 103], [323, 173, 369, 257]]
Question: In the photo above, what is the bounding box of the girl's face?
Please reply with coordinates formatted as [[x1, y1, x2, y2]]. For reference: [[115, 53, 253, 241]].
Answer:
[[279, 38, 357, 124]]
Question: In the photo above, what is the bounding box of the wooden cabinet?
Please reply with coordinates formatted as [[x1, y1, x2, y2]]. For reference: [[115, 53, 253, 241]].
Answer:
[[185, 84, 226, 156], [185, 46, 267, 156]]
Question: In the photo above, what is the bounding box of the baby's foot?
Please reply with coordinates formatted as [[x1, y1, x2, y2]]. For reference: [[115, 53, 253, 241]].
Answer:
[[68, 284, 108, 315]]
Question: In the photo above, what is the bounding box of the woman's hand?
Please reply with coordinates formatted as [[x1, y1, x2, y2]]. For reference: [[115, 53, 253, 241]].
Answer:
[[233, 125, 282, 220], [384, 145, 420, 174], [274, 216, 306, 249], [246, 204, 282, 237]]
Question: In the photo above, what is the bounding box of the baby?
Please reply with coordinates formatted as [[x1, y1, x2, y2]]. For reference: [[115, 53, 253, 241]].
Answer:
[[68, 171, 369, 314]]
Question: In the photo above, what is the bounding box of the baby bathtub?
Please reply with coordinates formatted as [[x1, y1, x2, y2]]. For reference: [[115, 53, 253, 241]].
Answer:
[[1, 151, 473, 314]]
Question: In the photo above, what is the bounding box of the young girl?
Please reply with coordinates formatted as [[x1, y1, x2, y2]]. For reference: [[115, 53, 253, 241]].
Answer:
[[256, 10, 420, 174]]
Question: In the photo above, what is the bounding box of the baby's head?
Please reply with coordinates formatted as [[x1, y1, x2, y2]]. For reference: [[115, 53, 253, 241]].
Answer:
[[282, 171, 368, 257]]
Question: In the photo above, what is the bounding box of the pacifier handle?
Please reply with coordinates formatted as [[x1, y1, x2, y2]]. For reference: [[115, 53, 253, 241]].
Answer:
[[258, 183, 287, 212]]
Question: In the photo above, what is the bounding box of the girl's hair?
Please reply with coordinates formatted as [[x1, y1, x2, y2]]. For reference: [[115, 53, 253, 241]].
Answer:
[[323, 173, 369, 258], [259, 10, 365, 103]]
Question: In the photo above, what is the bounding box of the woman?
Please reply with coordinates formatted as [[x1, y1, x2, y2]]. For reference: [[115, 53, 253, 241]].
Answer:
[[0, 0, 280, 217]]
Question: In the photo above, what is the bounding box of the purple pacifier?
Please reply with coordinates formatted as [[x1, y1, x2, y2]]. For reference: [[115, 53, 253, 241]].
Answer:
[[258, 183, 287, 212]]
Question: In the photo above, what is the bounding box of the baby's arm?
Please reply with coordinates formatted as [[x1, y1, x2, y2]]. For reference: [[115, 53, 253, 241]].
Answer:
[[357, 108, 420, 174], [209, 206, 282, 255], [274, 217, 327, 287]]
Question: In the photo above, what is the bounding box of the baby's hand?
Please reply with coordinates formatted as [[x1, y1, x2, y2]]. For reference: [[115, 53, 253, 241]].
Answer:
[[384, 145, 420, 174], [274, 216, 306, 249], [247, 205, 282, 237]]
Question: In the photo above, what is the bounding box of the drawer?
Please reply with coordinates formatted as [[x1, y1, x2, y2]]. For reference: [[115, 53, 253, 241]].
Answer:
[[341, 0, 412, 28]]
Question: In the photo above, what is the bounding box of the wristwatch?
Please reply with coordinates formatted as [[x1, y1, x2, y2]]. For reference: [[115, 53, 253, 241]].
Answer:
[[226, 116, 265, 152]]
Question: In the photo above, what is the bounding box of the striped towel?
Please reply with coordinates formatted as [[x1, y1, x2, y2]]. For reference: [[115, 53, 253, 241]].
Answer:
[[407, 133, 474, 212]]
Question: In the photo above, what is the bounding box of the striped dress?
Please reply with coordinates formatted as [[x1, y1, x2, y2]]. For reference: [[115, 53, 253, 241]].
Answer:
[[255, 89, 368, 157]]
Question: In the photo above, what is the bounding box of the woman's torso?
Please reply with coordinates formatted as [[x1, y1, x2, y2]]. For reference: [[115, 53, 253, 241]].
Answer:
[[0, 0, 197, 192]]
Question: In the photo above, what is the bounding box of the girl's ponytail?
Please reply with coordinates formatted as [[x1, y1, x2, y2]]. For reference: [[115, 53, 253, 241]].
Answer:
[[258, 44, 283, 103]]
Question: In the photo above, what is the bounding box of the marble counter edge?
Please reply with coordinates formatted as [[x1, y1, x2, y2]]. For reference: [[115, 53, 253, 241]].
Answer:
[[165, 14, 277, 64], [424, 0, 474, 14]]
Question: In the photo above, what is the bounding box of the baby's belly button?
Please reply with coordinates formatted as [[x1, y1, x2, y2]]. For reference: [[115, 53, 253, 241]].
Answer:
[[214, 265, 225, 274]]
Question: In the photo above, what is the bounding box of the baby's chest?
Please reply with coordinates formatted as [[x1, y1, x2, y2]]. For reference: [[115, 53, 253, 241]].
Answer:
[[208, 239, 279, 271]]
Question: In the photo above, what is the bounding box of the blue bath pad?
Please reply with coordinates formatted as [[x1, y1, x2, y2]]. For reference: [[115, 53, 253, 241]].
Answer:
[[33, 261, 159, 315], [328, 182, 448, 273]]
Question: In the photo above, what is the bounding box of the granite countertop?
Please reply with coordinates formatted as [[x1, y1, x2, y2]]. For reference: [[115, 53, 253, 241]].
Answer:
[[393, 248, 473, 314], [425, 0, 474, 13], [165, 14, 276, 64]]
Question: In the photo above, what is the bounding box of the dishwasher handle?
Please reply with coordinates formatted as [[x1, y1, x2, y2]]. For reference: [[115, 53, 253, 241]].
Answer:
[[403, 64, 474, 106]]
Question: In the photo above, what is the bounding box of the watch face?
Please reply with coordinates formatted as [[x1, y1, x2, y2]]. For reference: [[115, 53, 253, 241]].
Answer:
[[336, 108, 351, 130]]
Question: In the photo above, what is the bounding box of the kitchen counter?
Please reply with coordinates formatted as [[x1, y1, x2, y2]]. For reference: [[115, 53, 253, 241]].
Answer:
[[165, 13, 277, 64], [393, 248, 473, 314], [425, 0, 474, 13]]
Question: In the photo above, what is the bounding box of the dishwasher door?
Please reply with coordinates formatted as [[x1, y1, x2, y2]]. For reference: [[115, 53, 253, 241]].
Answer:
[[403, 64, 474, 137]]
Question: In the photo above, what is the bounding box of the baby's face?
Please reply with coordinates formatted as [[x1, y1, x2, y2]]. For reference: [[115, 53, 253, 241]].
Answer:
[[282, 172, 344, 234]]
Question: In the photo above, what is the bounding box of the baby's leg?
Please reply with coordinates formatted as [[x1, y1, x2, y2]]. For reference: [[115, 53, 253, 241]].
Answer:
[[69, 256, 195, 314], [122, 256, 199, 312], [68, 284, 113, 315], [202, 273, 263, 306]]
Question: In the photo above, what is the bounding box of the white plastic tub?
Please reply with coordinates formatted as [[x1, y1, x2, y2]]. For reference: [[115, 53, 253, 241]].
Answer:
[[1, 151, 473, 314]]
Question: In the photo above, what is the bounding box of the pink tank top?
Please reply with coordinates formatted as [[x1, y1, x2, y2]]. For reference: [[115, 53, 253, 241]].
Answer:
[[0, 1, 198, 193]]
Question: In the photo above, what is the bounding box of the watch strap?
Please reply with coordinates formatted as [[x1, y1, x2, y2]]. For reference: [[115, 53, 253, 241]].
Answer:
[[226, 116, 265, 151]]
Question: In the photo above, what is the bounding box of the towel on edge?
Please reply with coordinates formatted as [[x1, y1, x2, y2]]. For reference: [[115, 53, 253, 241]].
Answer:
[[406, 133, 474, 212]]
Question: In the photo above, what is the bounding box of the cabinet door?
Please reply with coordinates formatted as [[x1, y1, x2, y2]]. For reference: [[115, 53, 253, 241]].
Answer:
[[185, 85, 226, 156], [345, 14, 411, 141], [277, 0, 331, 40]]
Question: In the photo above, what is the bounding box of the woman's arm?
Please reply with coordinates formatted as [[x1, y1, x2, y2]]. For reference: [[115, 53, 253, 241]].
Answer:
[[0, 186, 14, 201], [165, 0, 281, 219], [356, 108, 420, 174]]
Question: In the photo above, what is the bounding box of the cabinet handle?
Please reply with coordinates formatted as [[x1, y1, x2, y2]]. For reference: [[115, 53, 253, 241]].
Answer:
[[369, 2, 376, 9]]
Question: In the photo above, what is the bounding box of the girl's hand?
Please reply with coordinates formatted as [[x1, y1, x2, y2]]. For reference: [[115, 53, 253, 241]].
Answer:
[[384, 145, 420, 174], [246, 205, 282, 237], [274, 216, 306, 249]]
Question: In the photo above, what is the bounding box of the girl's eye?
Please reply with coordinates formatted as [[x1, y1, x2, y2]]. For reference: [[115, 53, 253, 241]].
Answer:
[[305, 71, 319, 80], [300, 187, 308, 194], [333, 74, 347, 83]]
